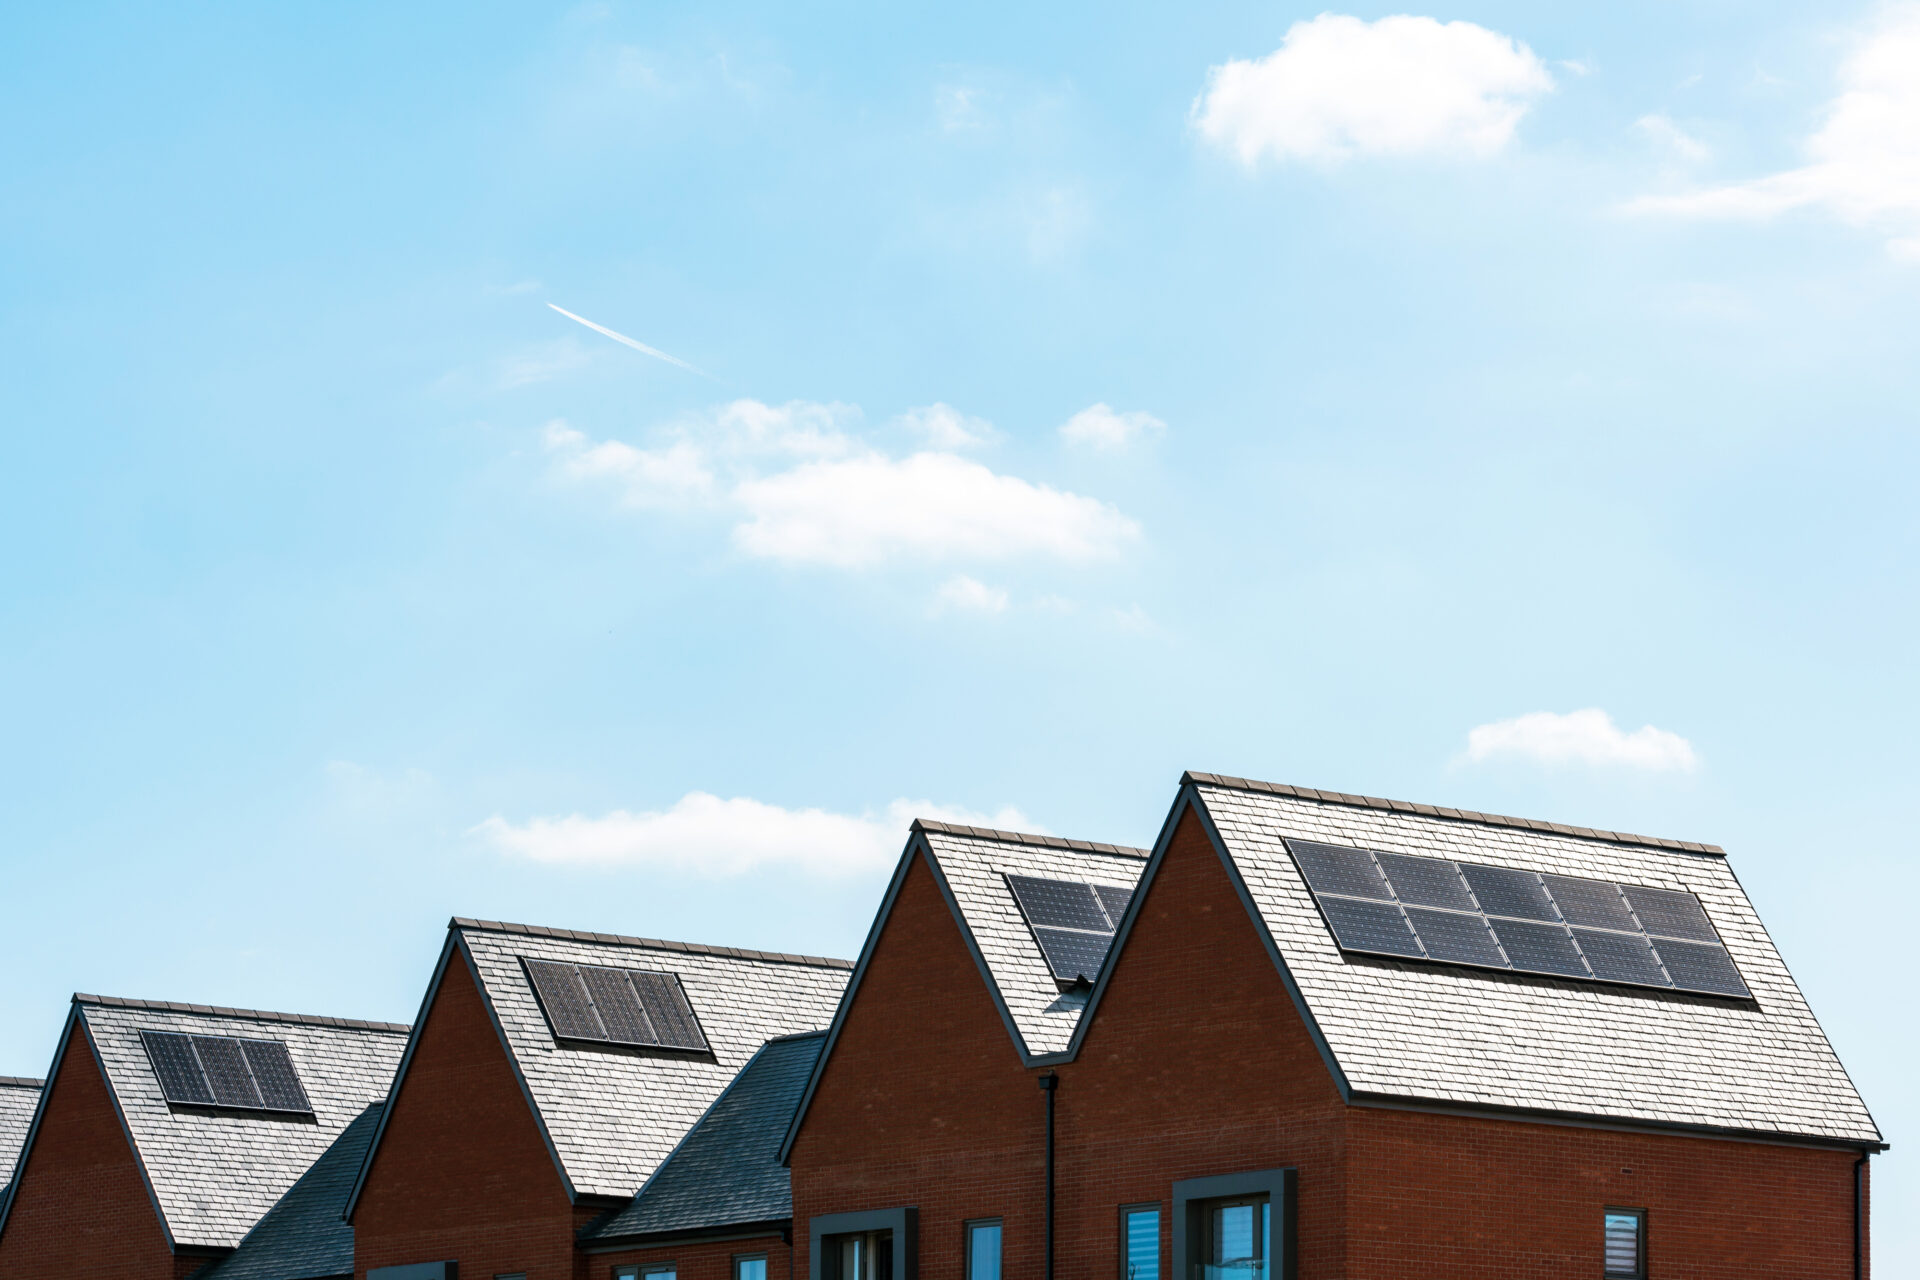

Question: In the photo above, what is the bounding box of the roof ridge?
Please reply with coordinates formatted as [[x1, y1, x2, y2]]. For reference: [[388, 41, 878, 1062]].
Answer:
[[911, 818, 1149, 859], [0, 1076, 43, 1089], [449, 918, 856, 970], [1182, 772, 1725, 855], [72, 994, 411, 1034], [764, 1028, 830, 1045]]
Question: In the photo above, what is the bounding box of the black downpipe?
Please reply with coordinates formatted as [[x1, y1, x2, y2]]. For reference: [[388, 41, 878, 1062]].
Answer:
[[1854, 1152, 1868, 1280], [1040, 1072, 1058, 1280]]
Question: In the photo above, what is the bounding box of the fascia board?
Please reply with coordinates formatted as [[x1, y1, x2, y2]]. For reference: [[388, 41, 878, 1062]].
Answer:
[[0, 1006, 77, 1247]]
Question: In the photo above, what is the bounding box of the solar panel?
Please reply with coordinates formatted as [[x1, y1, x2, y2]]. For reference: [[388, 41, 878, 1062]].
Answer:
[[581, 965, 656, 1045], [1574, 929, 1670, 988], [1287, 841, 1392, 900], [1405, 907, 1507, 967], [1316, 897, 1423, 957], [1094, 884, 1134, 927], [629, 971, 709, 1051], [1485, 920, 1590, 978], [238, 1039, 312, 1112], [192, 1035, 264, 1108], [1543, 875, 1640, 932], [1032, 927, 1116, 983], [1622, 886, 1719, 942], [140, 1031, 215, 1106], [1460, 865, 1559, 922], [1654, 939, 1752, 997], [1007, 875, 1111, 932], [1374, 852, 1477, 911], [525, 958, 607, 1041]]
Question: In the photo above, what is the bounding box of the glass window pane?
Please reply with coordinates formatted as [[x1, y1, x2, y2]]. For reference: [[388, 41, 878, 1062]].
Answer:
[[968, 1222, 1002, 1280], [736, 1259, 766, 1280], [1604, 1212, 1642, 1277], [1124, 1209, 1159, 1280]]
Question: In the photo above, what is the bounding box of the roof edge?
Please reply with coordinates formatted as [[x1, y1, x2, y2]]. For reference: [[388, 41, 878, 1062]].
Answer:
[[1183, 772, 1726, 856], [0, 1077, 43, 1089], [450, 918, 854, 970], [1348, 1090, 1887, 1153], [72, 994, 409, 1034], [910, 818, 1149, 859]]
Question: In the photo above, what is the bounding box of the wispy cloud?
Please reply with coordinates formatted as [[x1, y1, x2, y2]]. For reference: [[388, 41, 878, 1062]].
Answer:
[[1465, 709, 1699, 771], [894, 403, 995, 450], [1059, 403, 1166, 452], [474, 793, 1041, 875], [548, 302, 714, 378], [931, 574, 1010, 615], [1625, 7, 1920, 259], [1636, 113, 1709, 163], [1193, 14, 1552, 165], [497, 338, 594, 389]]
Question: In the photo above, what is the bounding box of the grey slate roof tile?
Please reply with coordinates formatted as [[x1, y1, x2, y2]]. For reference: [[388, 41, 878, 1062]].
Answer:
[[77, 997, 408, 1249], [454, 921, 849, 1200], [0, 1078, 41, 1217], [583, 1031, 824, 1242], [1191, 779, 1882, 1147]]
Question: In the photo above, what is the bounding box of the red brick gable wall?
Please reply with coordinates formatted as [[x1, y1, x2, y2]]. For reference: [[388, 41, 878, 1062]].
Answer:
[[353, 948, 580, 1280], [0, 1020, 182, 1280]]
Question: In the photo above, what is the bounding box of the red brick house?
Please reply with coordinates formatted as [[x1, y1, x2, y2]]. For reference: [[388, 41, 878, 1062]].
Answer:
[[782, 776, 1884, 1280], [344, 917, 851, 1280], [0, 1074, 43, 1218], [0, 994, 406, 1279]]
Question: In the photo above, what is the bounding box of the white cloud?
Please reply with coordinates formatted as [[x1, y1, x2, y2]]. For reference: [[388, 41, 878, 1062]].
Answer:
[[932, 575, 1010, 615], [474, 793, 1041, 875], [1193, 14, 1553, 165], [895, 403, 995, 450], [733, 451, 1139, 568], [937, 85, 986, 132], [1465, 709, 1699, 771], [1636, 113, 1709, 163], [544, 420, 715, 506], [1059, 403, 1167, 451], [1625, 8, 1920, 256]]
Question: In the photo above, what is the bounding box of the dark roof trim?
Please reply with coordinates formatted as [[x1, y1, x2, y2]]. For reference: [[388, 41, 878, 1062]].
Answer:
[[75, 1008, 181, 1249], [581, 1221, 792, 1252], [1183, 772, 1726, 855], [450, 918, 853, 970], [1349, 1092, 1890, 1154], [910, 819, 1149, 859], [915, 837, 1055, 1067], [0, 1010, 80, 1247], [72, 994, 408, 1034], [0, 1078, 42, 1089]]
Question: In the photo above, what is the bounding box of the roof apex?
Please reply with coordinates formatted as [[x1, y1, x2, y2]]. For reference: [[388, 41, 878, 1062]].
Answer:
[[912, 818, 1149, 859], [72, 994, 410, 1034], [448, 918, 854, 970]]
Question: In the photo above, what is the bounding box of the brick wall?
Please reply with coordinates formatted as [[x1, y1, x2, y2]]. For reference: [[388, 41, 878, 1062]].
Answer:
[[352, 949, 582, 1280], [0, 1019, 182, 1280]]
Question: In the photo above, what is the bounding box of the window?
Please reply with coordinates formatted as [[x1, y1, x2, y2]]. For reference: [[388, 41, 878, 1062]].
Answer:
[[736, 1256, 768, 1280], [965, 1220, 1002, 1280], [1171, 1169, 1293, 1280], [1201, 1199, 1268, 1280], [495, 1274, 528, 1280], [1603, 1210, 1646, 1279], [1122, 1206, 1159, 1280], [615, 1265, 677, 1280], [810, 1206, 917, 1280]]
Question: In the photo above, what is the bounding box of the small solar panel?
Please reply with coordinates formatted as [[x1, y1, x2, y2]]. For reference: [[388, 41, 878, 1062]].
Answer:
[[1460, 865, 1559, 922], [192, 1035, 263, 1109], [1032, 927, 1114, 983], [1286, 841, 1392, 900], [1574, 929, 1670, 988], [1007, 875, 1111, 932], [1093, 883, 1135, 928], [1375, 852, 1477, 911], [1622, 886, 1719, 942], [1316, 897, 1423, 958], [1543, 876, 1640, 933], [140, 1031, 215, 1106], [581, 965, 655, 1045], [1487, 919, 1590, 977], [1405, 908, 1508, 968], [630, 971, 709, 1051], [1655, 939, 1751, 997], [237, 1039, 312, 1112], [525, 958, 607, 1041]]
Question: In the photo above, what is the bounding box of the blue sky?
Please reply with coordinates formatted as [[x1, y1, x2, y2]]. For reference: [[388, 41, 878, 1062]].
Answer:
[[4, 0, 1918, 1260]]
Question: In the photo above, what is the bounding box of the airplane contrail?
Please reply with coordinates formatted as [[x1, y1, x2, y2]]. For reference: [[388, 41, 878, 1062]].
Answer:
[[547, 303, 715, 380]]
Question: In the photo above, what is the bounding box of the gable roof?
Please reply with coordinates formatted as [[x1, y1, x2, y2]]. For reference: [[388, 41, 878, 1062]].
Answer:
[[1115, 774, 1881, 1150], [194, 1101, 383, 1280], [350, 919, 850, 1214], [0, 1077, 41, 1217], [582, 1030, 824, 1247], [0, 996, 407, 1253]]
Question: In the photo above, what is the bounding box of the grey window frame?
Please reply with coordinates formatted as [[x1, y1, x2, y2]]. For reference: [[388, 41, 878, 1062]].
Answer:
[[733, 1253, 769, 1280], [1603, 1207, 1647, 1279], [963, 1218, 1003, 1280], [1170, 1169, 1296, 1280], [368, 1266, 456, 1280], [809, 1206, 918, 1280], [614, 1264, 677, 1280], [1120, 1203, 1161, 1280]]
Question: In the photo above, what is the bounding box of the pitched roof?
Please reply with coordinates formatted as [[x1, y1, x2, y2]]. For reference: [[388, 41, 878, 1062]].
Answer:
[[913, 820, 1149, 1060], [194, 1102, 383, 1280], [0, 1077, 41, 1217], [355, 919, 850, 1210], [1170, 775, 1882, 1148], [61, 996, 407, 1249], [582, 1031, 824, 1245]]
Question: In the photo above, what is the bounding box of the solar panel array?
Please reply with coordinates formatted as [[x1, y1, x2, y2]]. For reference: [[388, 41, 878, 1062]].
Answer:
[[137, 1031, 314, 1113], [1285, 839, 1751, 998], [1006, 873, 1135, 985], [522, 958, 711, 1051]]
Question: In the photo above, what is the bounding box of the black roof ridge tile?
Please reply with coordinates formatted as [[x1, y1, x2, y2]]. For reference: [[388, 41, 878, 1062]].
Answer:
[[911, 817, 1149, 859], [449, 917, 855, 970], [1182, 771, 1726, 855], [0, 1076, 44, 1089], [765, 1028, 830, 1044], [71, 993, 410, 1034]]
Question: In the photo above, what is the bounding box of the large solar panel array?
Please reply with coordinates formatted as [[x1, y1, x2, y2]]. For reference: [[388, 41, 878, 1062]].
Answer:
[[1285, 839, 1751, 998], [522, 958, 710, 1051], [1006, 873, 1135, 985], [137, 1031, 314, 1113]]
